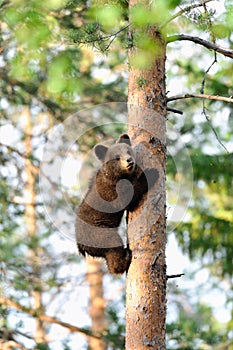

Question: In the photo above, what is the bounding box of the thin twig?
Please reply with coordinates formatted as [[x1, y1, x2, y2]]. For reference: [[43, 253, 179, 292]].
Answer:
[[167, 107, 183, 115], [167, 34, 233, 59], [200, 56, 217, 94], [199, 54, 228, 153], [202, 108, 229, 153], [167, 93, 233, 104], [0, 142, 27, 159], [203, 1, 216, 43], [166, 273, 184, 279], [200, 0, 217, 94]]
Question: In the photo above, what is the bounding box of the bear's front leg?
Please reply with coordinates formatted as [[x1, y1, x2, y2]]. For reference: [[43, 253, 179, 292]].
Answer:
[[127, 168, 159, 212], [143, 168, 159, 190]]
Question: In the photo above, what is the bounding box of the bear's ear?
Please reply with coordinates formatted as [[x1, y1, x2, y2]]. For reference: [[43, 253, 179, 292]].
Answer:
[[117, 134, 131, 145], [94, 144, 108, 161]]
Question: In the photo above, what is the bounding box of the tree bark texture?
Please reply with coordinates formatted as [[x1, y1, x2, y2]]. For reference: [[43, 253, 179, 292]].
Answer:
[[126, 2, 167, 349], [86, 258, 107, 350]]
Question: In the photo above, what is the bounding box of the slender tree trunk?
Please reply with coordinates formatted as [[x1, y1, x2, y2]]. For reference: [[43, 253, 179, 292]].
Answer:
[[22, 106, 46, 344], [86, 258, 107, 350], [126, 1, 167, 349]]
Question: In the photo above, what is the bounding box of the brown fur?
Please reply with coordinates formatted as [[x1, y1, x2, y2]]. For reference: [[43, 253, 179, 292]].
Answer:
[[76, 134, 158, 274]]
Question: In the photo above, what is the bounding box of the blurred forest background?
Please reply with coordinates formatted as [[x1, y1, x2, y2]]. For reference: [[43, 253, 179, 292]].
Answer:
[[0, 0, 232, 349]]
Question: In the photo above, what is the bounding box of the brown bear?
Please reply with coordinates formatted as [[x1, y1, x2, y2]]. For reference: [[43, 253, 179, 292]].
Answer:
[[76, 134, 158, 274]]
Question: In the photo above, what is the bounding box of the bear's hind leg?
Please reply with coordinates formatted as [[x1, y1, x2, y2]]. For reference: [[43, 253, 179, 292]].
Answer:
[[105, 247, 132, 274]]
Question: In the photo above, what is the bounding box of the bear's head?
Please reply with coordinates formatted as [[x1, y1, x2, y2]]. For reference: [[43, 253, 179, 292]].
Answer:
[[94, 134, 136, 178]]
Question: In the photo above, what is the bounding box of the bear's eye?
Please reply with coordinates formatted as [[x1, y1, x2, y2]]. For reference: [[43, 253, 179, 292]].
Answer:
[[115, 155, 120, 161]]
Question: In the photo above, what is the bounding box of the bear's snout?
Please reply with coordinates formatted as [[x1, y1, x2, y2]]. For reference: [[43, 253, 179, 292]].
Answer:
[[120, 156, 135, 171]]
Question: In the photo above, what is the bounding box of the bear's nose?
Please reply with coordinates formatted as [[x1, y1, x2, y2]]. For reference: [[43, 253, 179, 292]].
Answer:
[[127, 157, 133, 163]]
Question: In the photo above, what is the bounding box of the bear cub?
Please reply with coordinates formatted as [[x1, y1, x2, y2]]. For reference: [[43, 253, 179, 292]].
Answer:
[[76, 134, 158, 274]]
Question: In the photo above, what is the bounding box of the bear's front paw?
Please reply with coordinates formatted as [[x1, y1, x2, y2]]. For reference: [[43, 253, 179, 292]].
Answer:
[[144, 168, 159, 189]]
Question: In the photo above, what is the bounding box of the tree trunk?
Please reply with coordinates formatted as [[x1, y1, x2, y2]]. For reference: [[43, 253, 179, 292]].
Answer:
[[86, 258, 107, 350], [126, 2, 167, 349], [23, 106, 46, 344]]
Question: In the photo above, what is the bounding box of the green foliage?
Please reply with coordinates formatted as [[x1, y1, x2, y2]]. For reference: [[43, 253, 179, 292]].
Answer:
[[4, 5, 53, 48], [104, 302, 126, 349], [68, 2, 129, 52], [46, 51, 82, 96], [0, 0, 127, 116], [130, 30, 163, 69], [210, 2, 233, 39], [168, 148, 233, 277], [131, 2, 170, 27], [91, 4, 124, 30], [36, 343, 51, 350], [212, 23, 231, 39], [166, 0, 182, 9], [69, 22, 100, 44], [167, 302, 229, 349]]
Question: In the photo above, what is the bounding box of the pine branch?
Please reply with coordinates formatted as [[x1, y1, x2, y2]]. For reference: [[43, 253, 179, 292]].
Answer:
[[167, 93, 233, 104], [160, 0, 214, 29], [0, 296, 102, 341], [73, 24, 129, 47], [166, 34, 233, 59]]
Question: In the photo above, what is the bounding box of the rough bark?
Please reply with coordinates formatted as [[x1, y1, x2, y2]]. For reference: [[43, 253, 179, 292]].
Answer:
[[86, 258, 107, 350], [126, 2, 167, 349]]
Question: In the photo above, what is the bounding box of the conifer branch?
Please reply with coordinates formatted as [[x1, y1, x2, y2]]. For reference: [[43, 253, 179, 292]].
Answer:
[[73, 24, 129, 47], [166, 34, 233, 59], [160, 0, 214, 29]]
